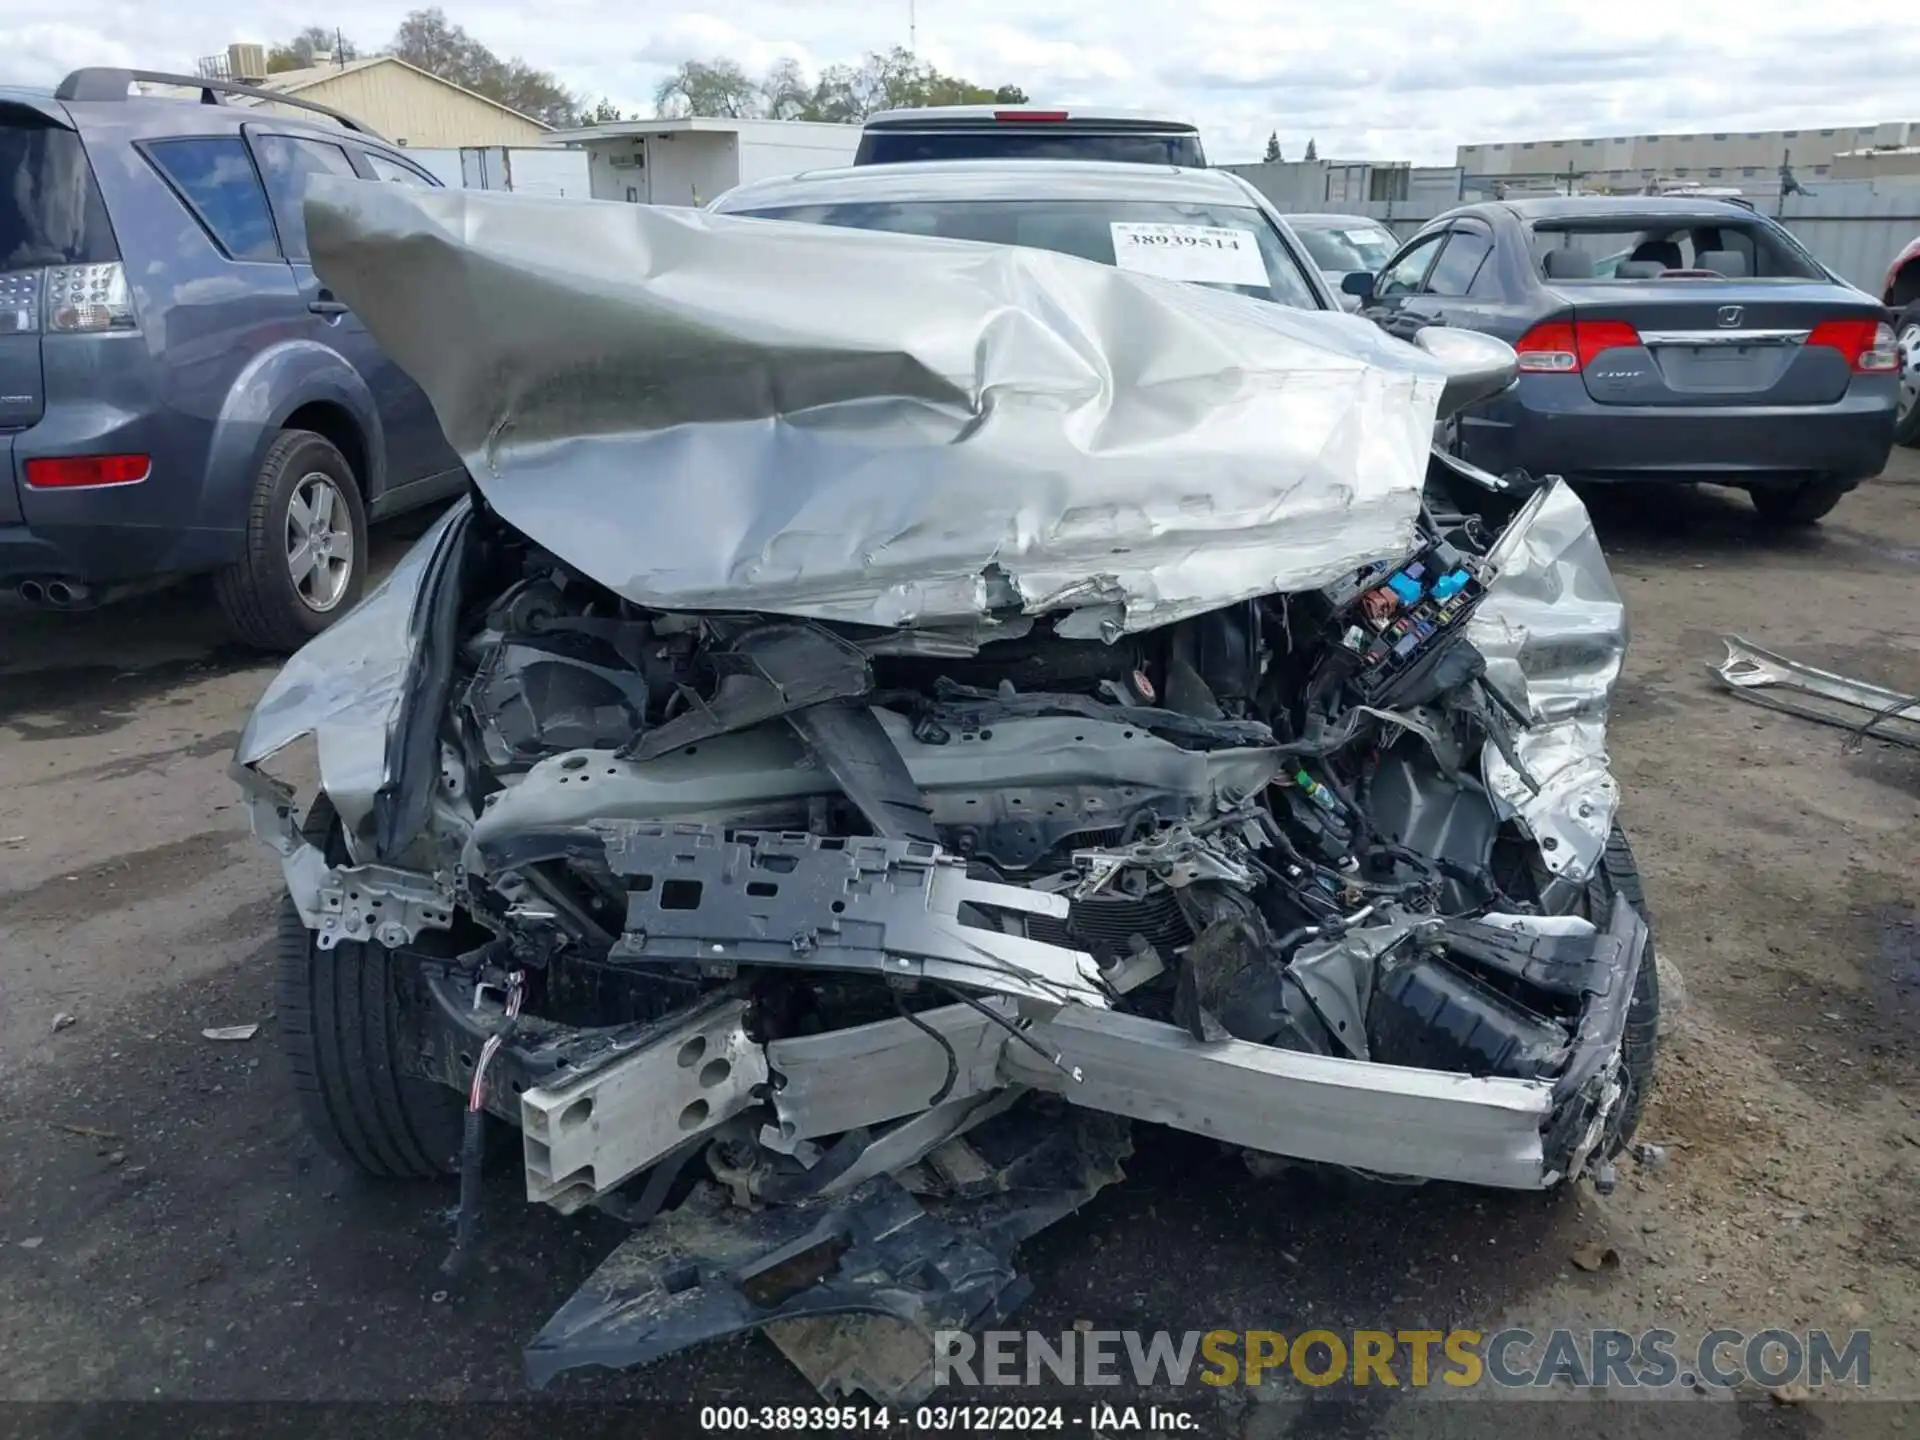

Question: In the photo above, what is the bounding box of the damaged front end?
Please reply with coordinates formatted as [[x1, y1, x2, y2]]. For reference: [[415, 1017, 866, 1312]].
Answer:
[[234, 182, 1652, 1402]]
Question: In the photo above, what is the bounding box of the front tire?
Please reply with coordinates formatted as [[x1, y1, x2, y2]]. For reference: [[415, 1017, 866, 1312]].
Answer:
[[1582, 825, 1660, 1155], [1750, 478, 1848, 527], [1893, 300, 1920, 449], [215, 429, 369, 652], [277, 795, 463, 1178]]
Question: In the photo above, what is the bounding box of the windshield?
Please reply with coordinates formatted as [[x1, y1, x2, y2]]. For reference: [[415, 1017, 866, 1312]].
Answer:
[[1528, 217, 1824, 280], [732, 197, 1321, 309], [855, 131, 1206, 167], [1292, 221, 1399, 273]]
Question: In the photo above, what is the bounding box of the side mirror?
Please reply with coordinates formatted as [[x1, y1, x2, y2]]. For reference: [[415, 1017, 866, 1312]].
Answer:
[[1341, 270, 1376, 302], [1415, 328, 1519, 421]]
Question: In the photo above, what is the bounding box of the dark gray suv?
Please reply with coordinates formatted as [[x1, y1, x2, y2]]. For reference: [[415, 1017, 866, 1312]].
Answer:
[[0, 68, 465, 649]]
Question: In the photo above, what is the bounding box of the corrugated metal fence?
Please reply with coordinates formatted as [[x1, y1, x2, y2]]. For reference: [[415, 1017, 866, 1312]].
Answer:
[[1240, 180, 1919, 297]]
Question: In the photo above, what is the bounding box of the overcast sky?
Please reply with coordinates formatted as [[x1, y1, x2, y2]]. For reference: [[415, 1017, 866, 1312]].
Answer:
[[4, 2, 1915, 165]]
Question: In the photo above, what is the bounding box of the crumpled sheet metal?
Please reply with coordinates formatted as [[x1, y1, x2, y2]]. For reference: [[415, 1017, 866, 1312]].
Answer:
[[1467, 481, 1626, 882], [231, 502, 466, 843], [303, 178, 1448, 636]]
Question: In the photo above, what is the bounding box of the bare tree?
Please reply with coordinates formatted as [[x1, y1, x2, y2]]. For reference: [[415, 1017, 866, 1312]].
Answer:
[[390, 7, 578, 127], [653, 58, 762, 119]]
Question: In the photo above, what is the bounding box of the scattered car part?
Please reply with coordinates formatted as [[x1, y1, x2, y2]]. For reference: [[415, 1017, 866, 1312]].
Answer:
[[1711, 636, 1920, 749]]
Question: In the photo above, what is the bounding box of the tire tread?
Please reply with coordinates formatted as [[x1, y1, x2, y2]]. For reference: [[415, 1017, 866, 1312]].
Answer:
[[275, 796, 461, 1178]]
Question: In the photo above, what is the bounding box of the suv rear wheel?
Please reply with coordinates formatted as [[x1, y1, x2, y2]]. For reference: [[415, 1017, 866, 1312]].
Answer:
[[215, 429, 369, 652]]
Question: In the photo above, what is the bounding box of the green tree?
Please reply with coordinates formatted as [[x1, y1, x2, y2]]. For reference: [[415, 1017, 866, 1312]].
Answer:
[[390, 7, 578, 127], [1304, 137, 1318, 161], [796, 48, 1027, 121], [651, 49, 1026, 124], [585, 98, 625, 124], [267, 25, 359, 74], [1263, 132, 1281, 162]]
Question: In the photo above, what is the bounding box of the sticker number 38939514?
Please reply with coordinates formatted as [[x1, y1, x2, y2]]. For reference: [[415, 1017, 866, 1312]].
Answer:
[[1109, 222, 1271, 287]]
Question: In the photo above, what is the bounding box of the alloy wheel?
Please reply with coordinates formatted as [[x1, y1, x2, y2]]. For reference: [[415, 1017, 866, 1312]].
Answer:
[[1898, 321, 1920, 425], [285, 472, 354, 613]]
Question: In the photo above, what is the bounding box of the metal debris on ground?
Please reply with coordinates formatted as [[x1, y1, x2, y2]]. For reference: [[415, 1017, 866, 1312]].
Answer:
[[1711, 636, 1920, 749], [54, 1122, 121, 1142], [201, 1024, 260, 1042], [51, 1013, 76, 1032]]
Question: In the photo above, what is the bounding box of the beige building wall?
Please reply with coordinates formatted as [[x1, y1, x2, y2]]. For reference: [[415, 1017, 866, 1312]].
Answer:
[[256, 60, 548, 148]]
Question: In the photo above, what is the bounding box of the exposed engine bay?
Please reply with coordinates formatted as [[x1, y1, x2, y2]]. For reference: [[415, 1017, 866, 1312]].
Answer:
[[236, 471, 1652, 1400], [233, 181, 1653, 1402]]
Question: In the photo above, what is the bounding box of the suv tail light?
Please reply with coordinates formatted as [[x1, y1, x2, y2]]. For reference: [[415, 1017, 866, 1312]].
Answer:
[[0, 269, 42, 335], [45, 262, 136, 333], [1806, 318, 1898, 374], [1514, 317, 1641, 373], [24, 453, 151, 489]]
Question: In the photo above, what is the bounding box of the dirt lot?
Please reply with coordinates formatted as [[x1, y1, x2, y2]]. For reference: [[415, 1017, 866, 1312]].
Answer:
[[1, 460, 1917, 1434]]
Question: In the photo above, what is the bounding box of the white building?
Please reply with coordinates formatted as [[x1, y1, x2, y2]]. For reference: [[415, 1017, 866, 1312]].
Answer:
[[541, 117, 861, 207], [1458, 121, 1917, 190]]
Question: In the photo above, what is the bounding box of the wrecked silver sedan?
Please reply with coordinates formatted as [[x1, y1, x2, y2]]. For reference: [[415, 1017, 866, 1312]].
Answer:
[[233, 179, 1656, 1400]]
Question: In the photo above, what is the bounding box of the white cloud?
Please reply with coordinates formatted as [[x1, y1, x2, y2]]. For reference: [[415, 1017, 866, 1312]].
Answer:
[[634, 16, 817, 77], [0, 1, 1912, 164]]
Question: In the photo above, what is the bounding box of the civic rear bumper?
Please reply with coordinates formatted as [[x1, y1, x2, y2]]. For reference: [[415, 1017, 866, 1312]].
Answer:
[[1462, 375, 1898, 485]]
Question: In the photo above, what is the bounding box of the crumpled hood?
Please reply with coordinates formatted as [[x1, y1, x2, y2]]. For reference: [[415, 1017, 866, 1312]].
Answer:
[[304, 177, 1448, 636]]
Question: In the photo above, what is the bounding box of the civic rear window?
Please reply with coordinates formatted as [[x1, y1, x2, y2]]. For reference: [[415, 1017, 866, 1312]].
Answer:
[[855, 131, 1206, 167], [1528, 218, 1823, 280], [146, 137, 281, 261], [0, 114, 119, 269]]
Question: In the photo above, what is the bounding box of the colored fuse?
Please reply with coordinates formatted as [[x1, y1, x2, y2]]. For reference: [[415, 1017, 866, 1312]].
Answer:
[[1432, 568, 1471, 601], [1293, 769, 1341, 813], [1387, 572, 1424, 605]]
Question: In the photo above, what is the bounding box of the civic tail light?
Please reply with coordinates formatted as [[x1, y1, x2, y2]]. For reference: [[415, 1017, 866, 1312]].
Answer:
[[24, 453, 151, 489], [1807, 318, 1898, 373], [995, 110, 1068, 122], [1513, 317, 1641, 372], [44, 262, 136, 333]]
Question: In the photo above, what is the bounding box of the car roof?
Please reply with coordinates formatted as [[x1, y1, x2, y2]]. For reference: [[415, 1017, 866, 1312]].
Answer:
[[713, 159, 1259, 213], [862, 105, 1196, 131], [1491, 195, 1760, 222]]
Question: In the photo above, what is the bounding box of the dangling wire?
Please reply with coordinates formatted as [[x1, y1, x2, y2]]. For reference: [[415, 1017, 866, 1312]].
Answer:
[[440, 969, 525, 1287]]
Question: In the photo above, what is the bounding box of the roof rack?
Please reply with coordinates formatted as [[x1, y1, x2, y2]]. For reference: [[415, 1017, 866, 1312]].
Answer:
[[53, 67, 379, 138]]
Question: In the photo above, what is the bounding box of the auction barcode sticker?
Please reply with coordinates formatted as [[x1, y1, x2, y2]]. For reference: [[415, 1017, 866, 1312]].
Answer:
[[1109, 223, 1270, 286]]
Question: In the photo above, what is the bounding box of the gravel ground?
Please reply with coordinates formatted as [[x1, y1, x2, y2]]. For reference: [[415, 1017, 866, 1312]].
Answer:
[[1, 462, 1916, 1436]]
